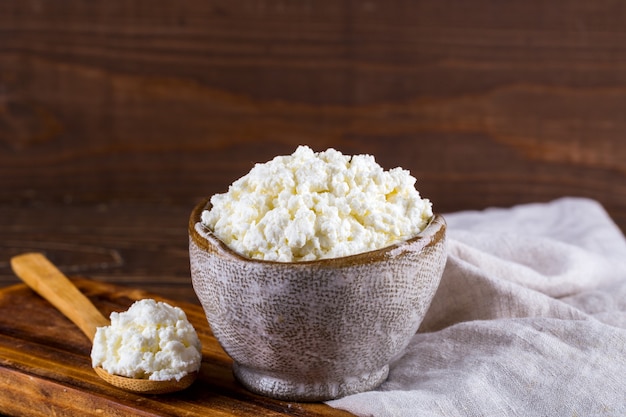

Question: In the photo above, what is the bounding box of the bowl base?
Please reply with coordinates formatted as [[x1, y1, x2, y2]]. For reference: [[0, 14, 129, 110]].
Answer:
[[232, 362, 389, 402]]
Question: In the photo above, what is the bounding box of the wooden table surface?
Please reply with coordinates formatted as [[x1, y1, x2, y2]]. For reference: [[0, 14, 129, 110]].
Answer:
[[2, 1, 626, 415], [0, 277, 356, 416]]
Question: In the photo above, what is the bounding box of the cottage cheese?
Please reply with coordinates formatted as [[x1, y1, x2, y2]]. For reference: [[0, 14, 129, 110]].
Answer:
[[91, 299, 202, 381], [202, 145, 433, 262]]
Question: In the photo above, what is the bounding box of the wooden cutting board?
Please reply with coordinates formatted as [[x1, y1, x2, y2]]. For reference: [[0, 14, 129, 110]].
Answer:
[[0, 278, 354, 417]]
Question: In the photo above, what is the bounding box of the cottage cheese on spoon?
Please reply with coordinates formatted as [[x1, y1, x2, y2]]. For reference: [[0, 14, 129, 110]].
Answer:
[[202, 145, 433, 262], [91, 299, 202, 381]]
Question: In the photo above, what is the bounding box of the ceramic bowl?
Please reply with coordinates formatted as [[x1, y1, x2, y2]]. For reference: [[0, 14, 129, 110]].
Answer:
[[189, 198, 447, 401]]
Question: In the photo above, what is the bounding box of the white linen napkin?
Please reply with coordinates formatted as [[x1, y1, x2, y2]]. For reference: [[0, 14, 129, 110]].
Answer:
[[327, 197, 626, 417]]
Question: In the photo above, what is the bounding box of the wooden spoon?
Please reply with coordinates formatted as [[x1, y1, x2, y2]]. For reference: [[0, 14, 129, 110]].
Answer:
[[10, 252, 197, 394]]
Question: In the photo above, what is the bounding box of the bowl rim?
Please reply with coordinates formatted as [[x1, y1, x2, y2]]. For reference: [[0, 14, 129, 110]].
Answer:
[[189, 197, 446, 267]]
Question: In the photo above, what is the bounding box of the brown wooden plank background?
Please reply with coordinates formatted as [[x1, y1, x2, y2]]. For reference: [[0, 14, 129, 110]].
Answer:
[[2, 0, 626, 301]]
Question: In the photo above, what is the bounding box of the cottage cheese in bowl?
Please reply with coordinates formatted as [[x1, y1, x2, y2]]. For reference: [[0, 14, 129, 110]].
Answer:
[[201, 145, 433, 262], [189, 145, 446, 401]]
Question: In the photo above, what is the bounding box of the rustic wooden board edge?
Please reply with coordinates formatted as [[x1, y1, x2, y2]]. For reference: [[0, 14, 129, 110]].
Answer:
[[0, 366, 157, 417]]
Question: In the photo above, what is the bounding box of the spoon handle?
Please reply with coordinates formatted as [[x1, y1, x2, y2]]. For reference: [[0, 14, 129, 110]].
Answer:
[[10, 252, 109, 342]]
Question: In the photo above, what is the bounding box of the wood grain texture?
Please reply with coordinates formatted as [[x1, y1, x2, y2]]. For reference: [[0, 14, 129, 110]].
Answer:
[[10, 253, 110, 342], [0, 278, 354, 416], [0, 203, 197, 302], [1, 1, 626, 231]]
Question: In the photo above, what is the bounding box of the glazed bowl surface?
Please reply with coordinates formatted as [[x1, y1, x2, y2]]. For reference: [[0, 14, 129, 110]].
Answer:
[[189, 198, 447, 401]]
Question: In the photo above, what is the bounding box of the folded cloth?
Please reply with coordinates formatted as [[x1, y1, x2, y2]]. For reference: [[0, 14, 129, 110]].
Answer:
[[327, 197, 626, 417]]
